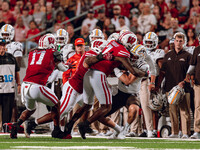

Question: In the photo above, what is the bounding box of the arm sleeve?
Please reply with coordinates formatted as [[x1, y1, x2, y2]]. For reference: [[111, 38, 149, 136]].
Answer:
[[53, 51, 62, 63], [145, 54, 156, 76]]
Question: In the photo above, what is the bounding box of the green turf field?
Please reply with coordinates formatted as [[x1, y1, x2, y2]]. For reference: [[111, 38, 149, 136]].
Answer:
[[0, 134, 200, 149]]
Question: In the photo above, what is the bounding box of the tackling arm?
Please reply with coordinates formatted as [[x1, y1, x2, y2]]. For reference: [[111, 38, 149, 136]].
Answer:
[[115, 57, 147, 77]]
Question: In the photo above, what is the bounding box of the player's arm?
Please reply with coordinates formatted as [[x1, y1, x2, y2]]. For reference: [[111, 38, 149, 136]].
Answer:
[[83, 52, 113, 68], [114, 56, 147, 77], [114, 68, 137, 85], [54, 51, 68, 72]]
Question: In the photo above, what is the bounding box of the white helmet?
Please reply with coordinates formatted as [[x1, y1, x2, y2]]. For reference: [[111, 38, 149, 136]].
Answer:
[[91, 39, 108, 54], [168, 85, 185, 105], [89, 29, 104, 42], [38, 33, 56, 49], [149, 91, 166, 111], [55, 29, 69, 46], [107, 33, 120, 42], [0, 24, 15, 42], [143, 32, 158, 51], [173, 32, 187, 47], [134, 59, 149, 72], [130, 44, 147, 60], [118, 32, 137, 50]]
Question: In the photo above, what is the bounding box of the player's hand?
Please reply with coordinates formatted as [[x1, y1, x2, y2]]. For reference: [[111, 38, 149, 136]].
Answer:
[[96, 52, 114, 61], [178, 81, 185, 88], [149, 83, 155, 91], [103, 51, 114, 61], [184, 74, 191, 83], [66, 60, 76, 69], [17, 85, 21, 94]]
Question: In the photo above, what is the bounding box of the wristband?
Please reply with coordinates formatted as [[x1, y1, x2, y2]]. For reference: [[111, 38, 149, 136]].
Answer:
[[150, 82, 155, 85]]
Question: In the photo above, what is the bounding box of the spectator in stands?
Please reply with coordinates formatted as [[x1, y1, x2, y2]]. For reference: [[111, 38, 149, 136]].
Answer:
[[137, 3, 157, 35], [111, 5, 130, 31], [176, 0, 190, 23], [15, 0, 24, 12], [55, 10, 70, 25], [136, 32, 143, 44], [1, 1, 15, 25], [156, 14, 172, 49], [153, 5, 161, 23], [156, 0, 169, 21], [80, 25, 90, 46], [168, 17, 185, 37], [67, 24, 79, 45], [32, 2, 45, 30], [96, 9, 106, 30], [42, 2, 55, 29], [14, 16, 29, 44], [186, 28, 199, 47], [0, 11, 5, 28], [118, 0, 132, 18], [82, 8, 98, 32], [116, 15, 130, 31], [26, 20, 40, 51], [130, 0, 140, 10], [38, 0, 46, 13], [21, 7, 33, 28], [52, 23, 64, 34], [130, 16, 138, 33], [138, 2, 145, 15], [12, 6, 21, 22], [169, 1, 179, 18], [25, 1, 33, 15], [182, 17, 197, 31], [189, 0, 200, 26]]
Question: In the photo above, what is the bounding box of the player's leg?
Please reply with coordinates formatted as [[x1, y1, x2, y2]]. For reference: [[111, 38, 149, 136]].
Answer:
[[65, 71, 94, 136]]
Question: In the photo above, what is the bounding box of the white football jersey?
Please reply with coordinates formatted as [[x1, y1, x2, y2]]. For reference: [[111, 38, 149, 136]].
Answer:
[[61, 44, 75, 63], [184, 46, 195, 55], [148, 49, 165, 76], [6, 42, 23, 57], [118, 61, 149, 94]]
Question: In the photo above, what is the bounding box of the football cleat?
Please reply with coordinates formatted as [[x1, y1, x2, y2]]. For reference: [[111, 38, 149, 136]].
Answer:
[[78, 121, 93, 139], [10, 123, 19, 139]]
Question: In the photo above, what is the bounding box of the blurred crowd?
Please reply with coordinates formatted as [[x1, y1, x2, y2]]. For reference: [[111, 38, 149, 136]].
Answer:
[[0, 0, 199, 51]]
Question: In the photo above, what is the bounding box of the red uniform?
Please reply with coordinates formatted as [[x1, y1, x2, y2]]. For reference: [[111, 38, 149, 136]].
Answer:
[[68, 50, 97, 94], [23, 49, 56, 85], [62, 53, 83, 84], [90, 40, 130, 76]]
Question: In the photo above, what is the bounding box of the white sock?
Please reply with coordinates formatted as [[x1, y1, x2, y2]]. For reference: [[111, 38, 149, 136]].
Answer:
[[124, 122, 130, 132], [113, 124, 122, 133], [60, 126, 64, 132], [153, 130, 157, 133], [144, 129, 147, 133]]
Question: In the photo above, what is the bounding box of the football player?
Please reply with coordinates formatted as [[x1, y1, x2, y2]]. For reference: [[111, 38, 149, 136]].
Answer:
[[10, 34, 69, 139]]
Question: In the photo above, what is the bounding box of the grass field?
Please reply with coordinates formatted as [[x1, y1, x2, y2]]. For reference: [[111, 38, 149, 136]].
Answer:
[[0, 134, 200, 150]]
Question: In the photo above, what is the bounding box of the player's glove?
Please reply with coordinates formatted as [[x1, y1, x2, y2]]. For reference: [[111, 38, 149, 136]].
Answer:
[[65, 60, 76, 69], [96, 52, 114, 61]]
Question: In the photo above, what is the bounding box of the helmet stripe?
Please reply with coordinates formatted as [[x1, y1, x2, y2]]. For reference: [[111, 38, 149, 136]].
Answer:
[[4, 24, 8, 32], [59, 29, 62, 36], [131, 44, 141, 53], [170, 90, 180, 104], [95, 29, 98, 36], [148, 32, 152, 39]]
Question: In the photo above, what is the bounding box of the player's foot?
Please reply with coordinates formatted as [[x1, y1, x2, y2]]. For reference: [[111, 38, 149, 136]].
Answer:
[[78, 121, 92, 139], [24, 120, 37, 138], [64, 121, 74, 134], [10, 123, 19, 139]]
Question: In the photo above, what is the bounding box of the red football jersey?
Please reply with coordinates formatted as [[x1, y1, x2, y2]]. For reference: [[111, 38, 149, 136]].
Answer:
[[68, 50, 97, 94], [90, 40, 130, 76], [23, 49, 56, 85]]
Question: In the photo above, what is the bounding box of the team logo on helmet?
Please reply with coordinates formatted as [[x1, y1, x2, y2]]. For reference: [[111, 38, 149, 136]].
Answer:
[[143, 32, 158, 51], [91, 39, 108, 54], [38, 34, 56, 49]]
